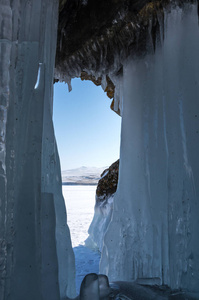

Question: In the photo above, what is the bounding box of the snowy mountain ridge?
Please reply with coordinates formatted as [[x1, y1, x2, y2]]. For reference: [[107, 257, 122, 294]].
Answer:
[[61, 166, 107, 185]]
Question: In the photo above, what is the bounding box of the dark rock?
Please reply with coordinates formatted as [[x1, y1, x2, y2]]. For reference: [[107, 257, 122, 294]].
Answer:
[[55, 0, 160, 83], [55, 0, 195, 113], [96, 159, 119, 199]]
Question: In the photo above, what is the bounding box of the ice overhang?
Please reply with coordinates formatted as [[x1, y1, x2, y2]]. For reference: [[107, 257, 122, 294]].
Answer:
[[55, 0, 197, 114]]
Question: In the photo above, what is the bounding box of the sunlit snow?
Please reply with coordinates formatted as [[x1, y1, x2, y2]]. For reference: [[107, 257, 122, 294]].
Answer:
[[63, 185, 100, 293]]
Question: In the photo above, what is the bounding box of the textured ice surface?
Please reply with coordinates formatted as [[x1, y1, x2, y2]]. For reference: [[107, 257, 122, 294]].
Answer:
[[86, 194, 114, 252], [1, 0, 199, 298], [0, 1, 75, 299], [100, 3, 199, 293]]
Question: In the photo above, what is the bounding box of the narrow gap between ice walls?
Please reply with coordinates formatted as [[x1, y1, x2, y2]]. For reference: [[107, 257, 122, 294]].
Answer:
[[53, 78, 121, 294]]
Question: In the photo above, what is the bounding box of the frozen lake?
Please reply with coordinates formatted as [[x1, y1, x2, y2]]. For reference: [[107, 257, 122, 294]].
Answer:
[[62, 185, 100, 293]]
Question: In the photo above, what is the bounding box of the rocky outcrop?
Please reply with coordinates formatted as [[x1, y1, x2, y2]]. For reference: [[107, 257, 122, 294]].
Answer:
[[85, 160, 119, 251], [55, 0, 195, 115], [56, 0, 164, 76], [55, 0, 166, 106], [96, 159, 119, 200]]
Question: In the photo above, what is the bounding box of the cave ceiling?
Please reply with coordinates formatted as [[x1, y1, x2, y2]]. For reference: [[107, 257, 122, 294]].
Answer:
[[55, 0, 195, 105]]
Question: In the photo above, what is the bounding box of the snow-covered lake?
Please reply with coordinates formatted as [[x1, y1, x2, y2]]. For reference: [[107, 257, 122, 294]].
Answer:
[[62, 185, 100, 293]]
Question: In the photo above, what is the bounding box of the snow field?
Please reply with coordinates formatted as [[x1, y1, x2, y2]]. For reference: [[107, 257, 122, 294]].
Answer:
[[62, 185, 101, 294]]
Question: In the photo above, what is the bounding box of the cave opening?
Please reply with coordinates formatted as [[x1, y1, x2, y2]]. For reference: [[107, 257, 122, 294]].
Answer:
[[53, 78, 121, 292]]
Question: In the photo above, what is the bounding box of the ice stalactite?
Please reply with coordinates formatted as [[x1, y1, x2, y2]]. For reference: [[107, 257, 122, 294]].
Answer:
[[100, 3, 199, 293], [0, 1, 75, 299]]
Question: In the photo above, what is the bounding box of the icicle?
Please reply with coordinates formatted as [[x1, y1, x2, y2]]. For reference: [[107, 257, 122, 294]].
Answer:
[[34, 63, 42, 89], [101, 75, 107, 91], [100, 3, 199, 293]]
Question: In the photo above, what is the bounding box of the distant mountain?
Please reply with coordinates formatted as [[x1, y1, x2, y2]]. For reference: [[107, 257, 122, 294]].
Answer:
[[61, 166, 107, 185]]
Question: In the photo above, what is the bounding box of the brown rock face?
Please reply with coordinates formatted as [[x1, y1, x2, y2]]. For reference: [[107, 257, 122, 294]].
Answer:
[[96, 159, 119, 199], [56, 0, 158, 86], [80, 72, 115, 100]]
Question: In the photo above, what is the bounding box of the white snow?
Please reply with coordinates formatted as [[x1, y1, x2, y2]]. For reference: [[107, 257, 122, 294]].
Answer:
[[63, 185, 97, 247], [62, 166, 106, 185], [63, 185, 100, 293]]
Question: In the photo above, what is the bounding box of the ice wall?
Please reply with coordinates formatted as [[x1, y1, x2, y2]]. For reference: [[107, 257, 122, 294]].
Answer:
[[86, 194, 114, 252], [0, 1, 75, 299], [100, 3, 199, 293]]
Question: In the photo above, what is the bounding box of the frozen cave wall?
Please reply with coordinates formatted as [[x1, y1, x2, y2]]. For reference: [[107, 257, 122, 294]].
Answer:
[[100, 3, 199, 293], [55, 0, 199, 293], [1, 0, 199, 299], [0, 1, 75, 299]]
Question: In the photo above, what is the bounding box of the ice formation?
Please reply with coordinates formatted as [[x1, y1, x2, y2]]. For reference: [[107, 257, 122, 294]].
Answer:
[[0, 1, 75, 299], [1, 0, 199, 299], [79, 273, 111, 300], [86, 194, 114, 252], [86, 161, 119, 252], [100, 3, 199, 293]]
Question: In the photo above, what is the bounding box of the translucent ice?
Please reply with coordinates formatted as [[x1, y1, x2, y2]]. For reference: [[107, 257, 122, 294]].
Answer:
[[0, 1, 75, 299], [86, 195, 114, 252], [100, 3, 199, 293], [1, 0, 199, 298]]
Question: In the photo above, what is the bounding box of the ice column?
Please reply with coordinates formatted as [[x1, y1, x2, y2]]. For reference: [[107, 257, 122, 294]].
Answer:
[[101, 3, 199, 293], [0, 1, 75, 299]]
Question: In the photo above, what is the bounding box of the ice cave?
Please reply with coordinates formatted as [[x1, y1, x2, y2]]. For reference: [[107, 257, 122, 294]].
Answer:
[[0, 0, 199, 299]]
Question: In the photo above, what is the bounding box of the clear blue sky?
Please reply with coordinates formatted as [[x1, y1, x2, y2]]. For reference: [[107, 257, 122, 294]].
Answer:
[[53, 78, 121, 170]]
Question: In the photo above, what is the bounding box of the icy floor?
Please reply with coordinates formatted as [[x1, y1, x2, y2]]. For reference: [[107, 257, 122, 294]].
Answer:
[[62, 185, 100, 294]]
